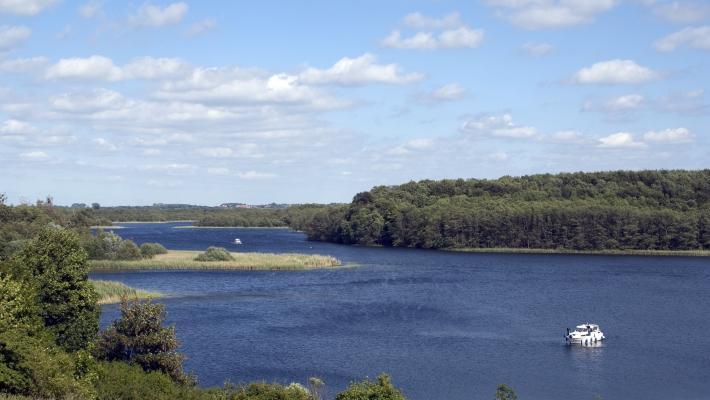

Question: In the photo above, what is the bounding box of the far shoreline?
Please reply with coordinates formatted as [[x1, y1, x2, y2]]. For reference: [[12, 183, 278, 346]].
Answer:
[[446, 247, 710, 257]]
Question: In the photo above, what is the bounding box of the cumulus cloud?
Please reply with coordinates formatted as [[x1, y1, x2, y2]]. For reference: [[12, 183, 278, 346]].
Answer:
[[238, 170, 276, 179], [78, 1, 102, 18], [573, 59, 660, 84], [0, 25, 31, 50], [643, 127, 694, 143], [45, 55, 122, 81], [0, 0, 56, 15], [0, 119, 37, 135], [655, 26, 710, 51], [461, 113, 539, 139], [583, 94, 645, 118], [19, 151, 49, 160], [129, 2, 188, 27], [419, 83, 467, 103], [521, 42, 553, 57], [649, 1, 710, 23], [299, 53, 422, 85], [93, 137, 119, 151], [402, 12, 463, 29], [44, 56, 190, 81], [485, 0, 617, 29], [0, 56, 48, 72], [598, 132, 646, 148], [186, 18, 217, 37], [382, 27, 484, 50]]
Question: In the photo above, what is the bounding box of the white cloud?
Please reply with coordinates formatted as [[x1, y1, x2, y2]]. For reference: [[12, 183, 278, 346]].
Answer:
[[573, 59, 660, 84], [19, 151, 48, 160], [605, 94, 644, 110], [521, 42, 553, 57], [186, 18, 217, 37], [461, 113, 539, 139], [598, 132, 646, 148], [50, 88, 126, 112], [419, 83, 467, 103], [207, 167, 230, 175], [382, 27, 484, 50], [299, 53, 422, 85], [655, 26, 710, 51], [44, 56, 190, 81], [129, 2, 188, 27], [0, 25, 31, 50], [196, 147, 233, 158], [406, 138, 434, 150], [485, 0, 617, 29], [93, 138, 119, 151], [0, 119, 38, 135], [45, 55, 122, 81], [140, 163, 196, 175], [649, 1, 710, 23], [0, 56, 48, 72], [402, 12, 463, 29], [238, 170, 276, 179], [643, 127, 694, 143], [78, 1, 102, 18], [0, 0, 56, 15], [123, 57, 190, 79], [550, 130, 583, 142]]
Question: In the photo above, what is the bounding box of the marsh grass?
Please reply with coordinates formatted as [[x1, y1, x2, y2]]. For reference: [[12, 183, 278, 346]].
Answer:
[[89, 250, 341, 271], [91, 280, 162, 305], [448, 247, 710, 257]]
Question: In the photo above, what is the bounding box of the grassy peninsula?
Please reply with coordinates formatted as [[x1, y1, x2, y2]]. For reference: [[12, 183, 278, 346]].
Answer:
[[89, 250, 341, 271], [91, 280, 162, 304]]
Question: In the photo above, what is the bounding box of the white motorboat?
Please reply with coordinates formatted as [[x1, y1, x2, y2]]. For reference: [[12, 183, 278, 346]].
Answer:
[[234, 238, 242, 245], [565, 323, 605, 346]]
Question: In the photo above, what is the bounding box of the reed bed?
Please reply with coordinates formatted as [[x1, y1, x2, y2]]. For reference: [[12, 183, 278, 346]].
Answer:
[[89, 250, 341, 271], [448, 247, 710, 257], [91, 280, 162, 304]]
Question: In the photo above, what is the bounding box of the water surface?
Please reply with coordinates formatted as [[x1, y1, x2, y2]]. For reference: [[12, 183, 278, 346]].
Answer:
[[96, 222, 710, 399]]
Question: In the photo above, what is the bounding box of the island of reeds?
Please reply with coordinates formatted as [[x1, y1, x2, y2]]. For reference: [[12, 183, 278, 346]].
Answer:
[[91, 280, 162, 304], [89, 249, 341, 271]]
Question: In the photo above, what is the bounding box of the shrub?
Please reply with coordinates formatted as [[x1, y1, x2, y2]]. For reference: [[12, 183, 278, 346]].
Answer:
[[335, 373, 406, 400], [0, 276, 40, 334], [94, 299, 190, 384], [7, 227, 99, 352], [0, 329, 96, 399], [494, 384, 518, 400], [94, 361, 212, 400], [84, 230, 142, 261], [140, 242, 168, 258], [117, 240, 142, 260], [194, 246, 234, 262], [227, 381, 312, 400]]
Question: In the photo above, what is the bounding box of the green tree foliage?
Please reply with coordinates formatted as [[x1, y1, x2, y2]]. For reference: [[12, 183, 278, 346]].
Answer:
[[194, 247, 234, 262], [93, 362, 214, 400], [0, 330, 96, 399], [140, 242, 168, 258], [227, 381, 313, 400], [0, 276, 40, 334], [335, 374, 406, 400], [83, 230, 143, 260], [494, 384, 517, 400], [7, 227, 99, 352], [94, 299, 190, 384], [304, 170, 710, 251]]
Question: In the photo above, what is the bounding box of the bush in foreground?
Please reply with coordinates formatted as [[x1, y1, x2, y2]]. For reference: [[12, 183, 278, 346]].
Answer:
[[94, 299, 190, 384], [194, 246, 234, 262], [335, 373, 405, 400], [140, 242, 168, 258]]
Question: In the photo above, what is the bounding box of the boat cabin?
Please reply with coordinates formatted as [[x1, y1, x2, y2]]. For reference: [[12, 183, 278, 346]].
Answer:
[[575, 324, 599, 333]]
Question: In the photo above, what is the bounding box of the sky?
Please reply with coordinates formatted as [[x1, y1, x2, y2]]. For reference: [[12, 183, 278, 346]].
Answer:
[[0, 0, 708, 206]]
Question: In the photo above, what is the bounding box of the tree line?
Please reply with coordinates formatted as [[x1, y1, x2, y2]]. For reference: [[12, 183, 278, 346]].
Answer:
[[301, 170, 710, 251]]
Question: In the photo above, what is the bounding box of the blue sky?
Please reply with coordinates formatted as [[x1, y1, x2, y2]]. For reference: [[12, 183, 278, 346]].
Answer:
[[1, 0, 708, 205]]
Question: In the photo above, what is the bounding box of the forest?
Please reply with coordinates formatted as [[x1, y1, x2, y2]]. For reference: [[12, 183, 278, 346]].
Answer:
[[300, 170, 710, 251]]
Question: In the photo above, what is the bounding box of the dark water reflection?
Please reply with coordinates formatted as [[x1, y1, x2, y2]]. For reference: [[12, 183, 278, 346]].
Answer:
[[94, 222, 710, 400]]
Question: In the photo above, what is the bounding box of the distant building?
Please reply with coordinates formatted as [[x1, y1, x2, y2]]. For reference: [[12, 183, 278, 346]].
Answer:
[[219, 203, 252, 209]]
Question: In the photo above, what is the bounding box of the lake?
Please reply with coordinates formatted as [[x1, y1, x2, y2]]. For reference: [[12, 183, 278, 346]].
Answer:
[[94, 222, 710, 400]]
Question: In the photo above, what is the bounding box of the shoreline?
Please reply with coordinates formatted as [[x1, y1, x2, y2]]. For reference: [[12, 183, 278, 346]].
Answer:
[[89, 250, 341, 271], [445, 247, 710, 257], [173, 225, 290, 229]]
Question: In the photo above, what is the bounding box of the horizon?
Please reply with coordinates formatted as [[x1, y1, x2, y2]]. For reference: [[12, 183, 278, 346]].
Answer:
[[1, 0, 709, 205]]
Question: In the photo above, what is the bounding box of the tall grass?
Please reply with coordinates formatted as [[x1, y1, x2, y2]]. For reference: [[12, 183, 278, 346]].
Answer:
[[91, 280, 162, 304], [89, 250, 341, 271]]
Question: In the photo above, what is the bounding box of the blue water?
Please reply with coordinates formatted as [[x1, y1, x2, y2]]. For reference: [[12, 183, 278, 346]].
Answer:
[[95, 222, 710, 400]]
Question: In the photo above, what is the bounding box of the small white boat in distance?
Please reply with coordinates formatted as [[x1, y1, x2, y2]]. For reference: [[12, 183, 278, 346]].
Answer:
[[565, 323, 605, 346], [234, 238, 242, 245]]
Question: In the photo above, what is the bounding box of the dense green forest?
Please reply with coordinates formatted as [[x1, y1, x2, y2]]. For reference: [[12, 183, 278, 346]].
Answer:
[[301, 170, 710, 251]]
